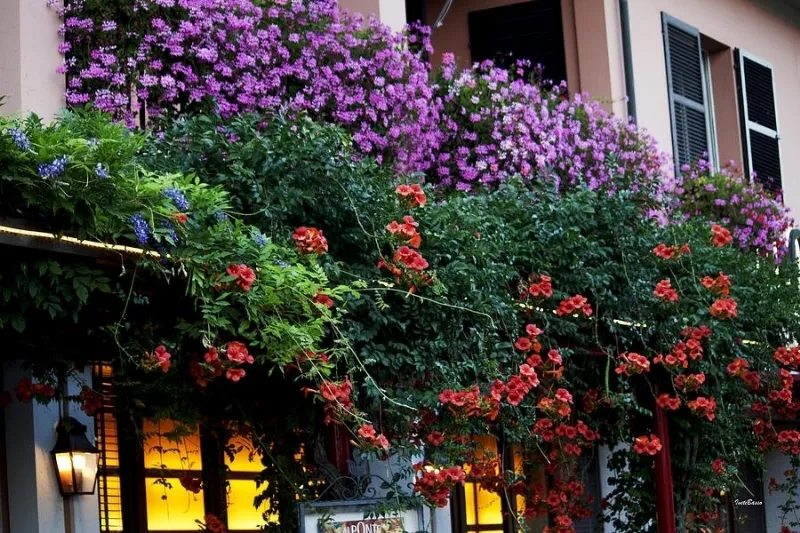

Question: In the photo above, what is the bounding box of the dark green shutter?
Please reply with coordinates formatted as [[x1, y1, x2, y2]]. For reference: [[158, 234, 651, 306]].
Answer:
[[662, 13, 708, 170], [736, 50, 782, 192]]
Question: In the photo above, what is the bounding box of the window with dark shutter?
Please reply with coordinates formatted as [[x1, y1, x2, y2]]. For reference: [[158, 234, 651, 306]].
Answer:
[[467, 0, 566, 84], [662, 13, 709, 170], [735, 50, 782, 192]]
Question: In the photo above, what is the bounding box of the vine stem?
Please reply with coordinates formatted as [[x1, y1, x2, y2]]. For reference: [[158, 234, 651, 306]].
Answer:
[[358, 287, 496, 327]]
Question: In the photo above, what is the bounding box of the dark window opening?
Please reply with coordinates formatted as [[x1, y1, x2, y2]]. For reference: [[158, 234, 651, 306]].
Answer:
[[467, 0, 567, 85]]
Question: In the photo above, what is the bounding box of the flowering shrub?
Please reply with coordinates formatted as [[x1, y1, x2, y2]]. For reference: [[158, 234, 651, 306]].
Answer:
[[55, 0, 666, 196], [671, 160, 792, 259], [130, 109, 800, 531], [430, 58, 665, 193]]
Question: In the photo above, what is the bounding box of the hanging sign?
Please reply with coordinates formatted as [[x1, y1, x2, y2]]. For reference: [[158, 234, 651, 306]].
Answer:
[[319, 517, 405, 533], [299, 500, 425, 533]]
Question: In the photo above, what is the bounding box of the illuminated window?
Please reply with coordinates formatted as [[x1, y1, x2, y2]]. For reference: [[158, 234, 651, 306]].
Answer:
[[452, 435, 513, 533], [143, 419, 205, 531], [92, 364, 290, 533], [452, 436, 555, 533], [224, 433, 277, 530]]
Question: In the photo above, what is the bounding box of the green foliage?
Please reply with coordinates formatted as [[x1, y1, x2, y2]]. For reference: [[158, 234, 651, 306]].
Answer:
[[140, 111, 800, 531], [5, 108, 800, 532], [0, 110, 337, 369]]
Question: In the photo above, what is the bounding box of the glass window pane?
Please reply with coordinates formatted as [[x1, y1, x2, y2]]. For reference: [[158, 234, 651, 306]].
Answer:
[[225, 435, 263, 473], [145, 477, 205, 531], [465, 482, 477, 525], [476, 484, 503, 525], [227, 479, 277, 530], [143, 419, 202, 471]]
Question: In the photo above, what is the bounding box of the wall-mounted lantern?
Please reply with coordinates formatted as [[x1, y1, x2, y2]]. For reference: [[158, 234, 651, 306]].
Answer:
[[51, 417, 100, 496]]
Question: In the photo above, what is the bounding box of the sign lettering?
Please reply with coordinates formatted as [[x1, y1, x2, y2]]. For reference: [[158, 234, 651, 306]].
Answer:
[[319, 517, 405, 533]]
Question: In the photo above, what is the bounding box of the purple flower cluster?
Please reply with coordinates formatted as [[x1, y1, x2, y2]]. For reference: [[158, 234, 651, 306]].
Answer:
[[129, 212, 151, 244], [672, 159, 793, 259], [56, 0, 665, 194], [8, 128, 31, 151], [38, 155, 69, 179], [162, 186, 189, 210], [430, 57, 666, 193]]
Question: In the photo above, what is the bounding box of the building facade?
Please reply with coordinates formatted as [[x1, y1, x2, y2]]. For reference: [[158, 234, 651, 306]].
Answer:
[[1, 0, 799, 532]]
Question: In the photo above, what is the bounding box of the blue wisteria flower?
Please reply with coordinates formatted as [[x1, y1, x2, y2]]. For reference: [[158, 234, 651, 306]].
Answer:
[[252, 231, 267, 246], [129, 212, 151, 244], [86, 138, 100, 148], [214, 211, 229, 222], [8, 128, 31, 151], [95, 163, 110, 179], [38, 156, 68, 179], [162, 187, 190, 211]]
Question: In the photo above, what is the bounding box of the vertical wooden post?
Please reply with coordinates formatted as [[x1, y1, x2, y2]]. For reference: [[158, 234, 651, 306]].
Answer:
[[653, 392, 677, 533], [325, 424, 350, 476]]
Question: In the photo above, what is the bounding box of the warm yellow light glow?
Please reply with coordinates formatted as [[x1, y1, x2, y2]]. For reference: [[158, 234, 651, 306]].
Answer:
[[55, 454, 74, 492], [99, 475, 124, 532], [72, 453, 87, 470], [98, 412, 120, 468], [145, 477, 205, 531], [464, 482, 477, 526], [464, 436, 504, 530], [56, 454, 72, 470], [227, 479, 277, 529], [476, 485, 503, 525], [225, 435, 264, 473], [143, 419, 202, 471]]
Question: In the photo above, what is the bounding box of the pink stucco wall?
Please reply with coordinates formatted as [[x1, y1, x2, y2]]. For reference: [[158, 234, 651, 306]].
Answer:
[[0, 0, 63, 119], [338, 0, 407, 33], [624, 0, 800, 214]]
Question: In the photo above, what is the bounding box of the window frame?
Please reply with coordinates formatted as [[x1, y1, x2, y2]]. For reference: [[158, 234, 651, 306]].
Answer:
[[701, 49, 719, 171]]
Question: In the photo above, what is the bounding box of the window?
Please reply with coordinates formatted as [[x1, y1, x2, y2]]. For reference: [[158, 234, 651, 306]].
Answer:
[[93, 363, 275, 533], [467, 0, 567, 84], [572, 454, 602, 533], [451, 435, 514, 533], [735, 51, 782, 192], [143, 419, 206, 531], [450, 437, 602, 533], [662, 13, 710, 171]]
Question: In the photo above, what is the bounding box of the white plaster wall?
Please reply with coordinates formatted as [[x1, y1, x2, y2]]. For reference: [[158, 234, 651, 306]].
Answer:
[[2, 362, 99, 533]]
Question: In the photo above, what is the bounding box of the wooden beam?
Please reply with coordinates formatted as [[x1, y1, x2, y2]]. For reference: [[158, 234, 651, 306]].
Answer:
[[0, 218, 154, 259]]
